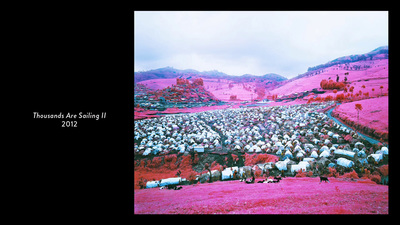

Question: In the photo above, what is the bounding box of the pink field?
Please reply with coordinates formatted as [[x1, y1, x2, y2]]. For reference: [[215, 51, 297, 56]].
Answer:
[[203, 79, 257, 101], [332, 96, 388, 141], [270, 59, 388, 98], [134, 177, 388, 214]]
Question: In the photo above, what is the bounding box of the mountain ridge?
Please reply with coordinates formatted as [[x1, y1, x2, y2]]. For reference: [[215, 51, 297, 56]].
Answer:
[[134, 67, 288, 83]]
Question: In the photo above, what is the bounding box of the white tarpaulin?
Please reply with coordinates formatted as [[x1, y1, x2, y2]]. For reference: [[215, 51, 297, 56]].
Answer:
[[336, 158, 354, 168], [146, 181, 160, 189], [275, 159, 290, 171], [376, 147, 388, 155], [291, 164, 307, 173], [334, 149, 355, 158], [194, 146, 204, 152], [159, 177, 182, 186], [222, 167, 239, 180]]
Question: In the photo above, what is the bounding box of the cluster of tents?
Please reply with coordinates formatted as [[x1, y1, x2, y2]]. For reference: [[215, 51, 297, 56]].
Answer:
[[134, 101, 389, 188]]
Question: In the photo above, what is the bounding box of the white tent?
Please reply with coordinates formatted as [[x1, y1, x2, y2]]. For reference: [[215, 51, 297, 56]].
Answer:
[[296, 152, 304, 158], [320, 145, 329, 152], [178, 144, 186, 153], [380, 146, 389, 155], [336, 158, 354, 168], [143, 148, 152, 156], [319, 150, 330, 158], [368, 154, 383, 162], [303, 157, 315, 162], [310, 151, 319, 158], [146, 180, 160, 189], [285, 150, 293, 156]]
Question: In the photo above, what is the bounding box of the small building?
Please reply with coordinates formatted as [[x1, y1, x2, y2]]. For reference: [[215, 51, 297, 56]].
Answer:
[[194, 146, 204, 153]]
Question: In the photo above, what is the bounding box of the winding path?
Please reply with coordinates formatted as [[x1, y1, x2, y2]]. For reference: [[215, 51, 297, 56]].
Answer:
[[325, 103, 382, 145]]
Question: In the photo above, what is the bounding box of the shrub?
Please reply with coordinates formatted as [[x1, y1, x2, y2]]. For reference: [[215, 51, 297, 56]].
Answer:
[[192, 78, 204, 86], [341, 170, 359, 179], [344, 134, 353, 142], [187, 171, 197, 184], [148, 157, 164, 168], [164, 154, 178, 170], [138, 159, 147, 169], [243, 153, 279, 166], [370, 174, 381, 184], [362, 169, 371, 179], [328, 167, 339, 178], [210, 161, 220, 171], [231, 154, 239, 162], [306, 171, 313, 177], [324, 95, 333, 101], [179, 155, 193, 170], [378, 165, 389, 176], [137, 177, 147, 189], [192, 153, 199, 165], [255, 168, 262, 177], [335, 93, 346, 102], [320, 79, 346, 90], [295, 169, 307, 177]]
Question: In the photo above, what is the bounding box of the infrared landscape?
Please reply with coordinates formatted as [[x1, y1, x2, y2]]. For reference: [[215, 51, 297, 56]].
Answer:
[[134, 46, 389, 214]]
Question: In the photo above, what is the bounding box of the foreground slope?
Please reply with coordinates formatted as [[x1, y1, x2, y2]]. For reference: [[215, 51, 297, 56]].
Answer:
[[134, 177, 388, 214]]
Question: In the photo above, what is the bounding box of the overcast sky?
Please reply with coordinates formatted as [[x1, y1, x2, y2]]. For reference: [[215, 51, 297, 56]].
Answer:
[[134, 11, 388, 78]]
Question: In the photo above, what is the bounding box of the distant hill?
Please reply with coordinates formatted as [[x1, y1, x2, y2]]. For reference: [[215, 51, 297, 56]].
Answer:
[[306, 46, 388, 73], [134, 67, 288, 84]]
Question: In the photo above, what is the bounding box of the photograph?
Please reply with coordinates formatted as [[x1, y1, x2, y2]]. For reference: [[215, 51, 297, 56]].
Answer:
[[133, 11, 389, 214]]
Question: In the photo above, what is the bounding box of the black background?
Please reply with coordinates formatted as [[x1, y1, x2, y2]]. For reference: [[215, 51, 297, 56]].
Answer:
[[23, 7, 131, 218]]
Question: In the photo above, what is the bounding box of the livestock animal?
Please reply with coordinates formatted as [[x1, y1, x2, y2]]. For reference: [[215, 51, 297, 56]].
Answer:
[[245, 176, 255, 184], [319, 176, 330, 183], [160, 184, 183, 190]]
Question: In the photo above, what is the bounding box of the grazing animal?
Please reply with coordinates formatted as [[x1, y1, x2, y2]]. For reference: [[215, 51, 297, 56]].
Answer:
[[320, 176, 330, 183], [160, 184, 183, 190], [245, 176, 255, 184]]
